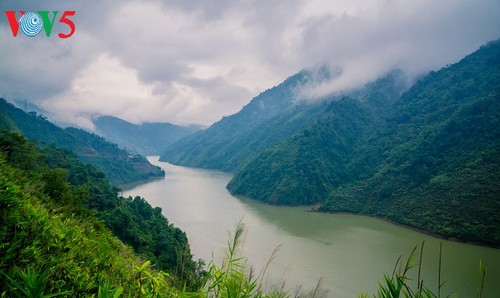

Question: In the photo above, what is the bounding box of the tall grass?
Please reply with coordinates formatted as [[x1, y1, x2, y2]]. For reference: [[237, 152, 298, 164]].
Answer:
[[0, 267, 71, 298], [202, 221, 327, 298]]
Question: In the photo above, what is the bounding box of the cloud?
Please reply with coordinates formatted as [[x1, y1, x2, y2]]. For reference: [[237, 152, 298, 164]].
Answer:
[[43, 53, 246, 127], [1, 0, 499, 126], [0, 26, 97, 100], [294, 0, 500, 99]]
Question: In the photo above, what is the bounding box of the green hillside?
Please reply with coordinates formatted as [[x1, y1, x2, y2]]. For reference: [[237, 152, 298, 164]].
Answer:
[[227, 98, 374, 204], [227, 70, 408, 204], [228, 40, 500, 245], [0, 129, 199, 296], [0, 99, 164, 187]]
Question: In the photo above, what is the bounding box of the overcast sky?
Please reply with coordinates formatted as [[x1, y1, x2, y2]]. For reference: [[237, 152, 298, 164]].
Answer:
[[1, 0, 499, 128]]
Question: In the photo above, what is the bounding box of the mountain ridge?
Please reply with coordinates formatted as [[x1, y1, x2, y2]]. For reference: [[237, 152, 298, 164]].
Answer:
[[0, 99, 164, 187]]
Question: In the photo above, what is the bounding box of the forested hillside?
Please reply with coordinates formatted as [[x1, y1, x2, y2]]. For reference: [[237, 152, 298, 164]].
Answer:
[[227, 98, 374, 204], [0, 99, 164, 187], [0, 129, 200, 296], [94, 115, 200, 155], [227, 71, 408, 204], [228, 40, 500, 245]]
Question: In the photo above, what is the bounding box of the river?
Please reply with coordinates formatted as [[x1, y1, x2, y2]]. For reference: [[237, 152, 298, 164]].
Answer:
[[123, 157, 500, 297]]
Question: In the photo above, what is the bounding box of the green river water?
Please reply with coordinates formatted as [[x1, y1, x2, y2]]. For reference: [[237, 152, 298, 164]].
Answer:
[[123, 157, 500, 297]]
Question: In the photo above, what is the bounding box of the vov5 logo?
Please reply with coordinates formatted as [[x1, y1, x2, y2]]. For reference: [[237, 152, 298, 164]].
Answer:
[[4, 11, 76, 38]]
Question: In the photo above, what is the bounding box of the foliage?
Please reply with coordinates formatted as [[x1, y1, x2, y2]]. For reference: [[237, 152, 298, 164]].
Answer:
[[1, 157, 138, 295], [1, 267, 71, 298], [201, 222, 327, 298], [99, 195, 201, 288], [0, 130, 199, 294], [0, 99, 164, 187]]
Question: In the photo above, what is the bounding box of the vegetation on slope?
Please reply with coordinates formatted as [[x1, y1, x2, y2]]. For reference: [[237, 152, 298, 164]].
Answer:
[[0, 130, 200, 294], [228, 98, 374, 205], [321, 40, 500, 245], [228, 40, 500, 245], [0, 129, 491, 297], [0, 99, 164, 187], [227, 70, 408, 204]]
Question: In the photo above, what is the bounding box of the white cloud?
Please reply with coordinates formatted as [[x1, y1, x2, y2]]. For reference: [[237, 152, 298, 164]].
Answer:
[[43, 53, 248, 128], [42, 54, 158, 128], [293, 0, 500, 98]]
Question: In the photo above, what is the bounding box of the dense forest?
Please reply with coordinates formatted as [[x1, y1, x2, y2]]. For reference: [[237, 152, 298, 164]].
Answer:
[[228, 40, 500, 246], [0, 100, 164, 187]]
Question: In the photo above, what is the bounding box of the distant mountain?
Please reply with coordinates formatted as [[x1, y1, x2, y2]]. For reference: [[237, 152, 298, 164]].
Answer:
[[228, 40, 500, 245], [93, 115, 201, 155], [0, 99, 164, 187]]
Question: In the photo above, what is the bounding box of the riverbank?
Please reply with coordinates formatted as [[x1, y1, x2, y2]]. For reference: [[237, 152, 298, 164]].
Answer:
[[236, 195, 500, 249], [312, 209, 500, 250], [118, 175, 165, 192]]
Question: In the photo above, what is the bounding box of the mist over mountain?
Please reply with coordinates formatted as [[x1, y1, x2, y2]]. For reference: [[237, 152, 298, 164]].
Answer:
[[160, 68, 409, 172]]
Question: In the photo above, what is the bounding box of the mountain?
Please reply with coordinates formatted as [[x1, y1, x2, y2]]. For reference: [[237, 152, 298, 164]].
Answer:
[[227, 98, 374, 204], [93, 115, 201, 155], [225, 70, 409, 204], [0, 99, 164, 187], [227, 70, 409, 204], [228, 40, 500, 245], [161, 67, 361, 172]]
